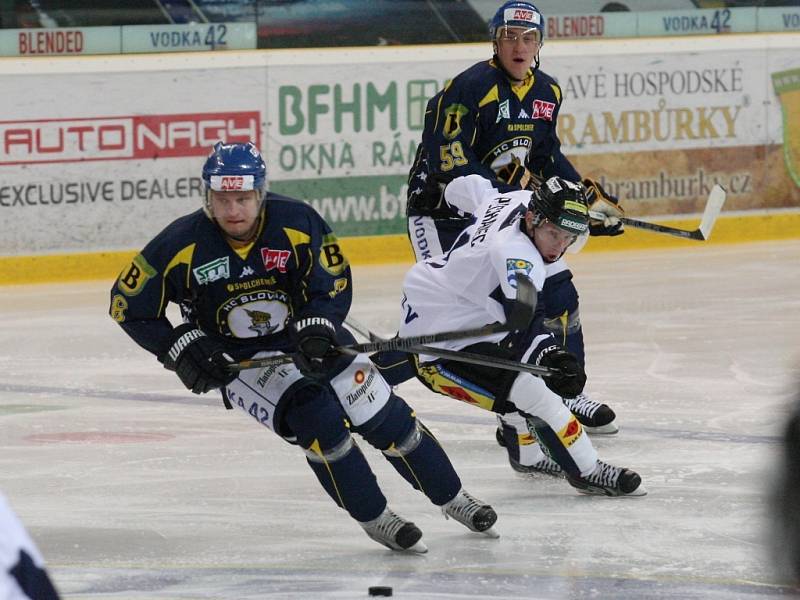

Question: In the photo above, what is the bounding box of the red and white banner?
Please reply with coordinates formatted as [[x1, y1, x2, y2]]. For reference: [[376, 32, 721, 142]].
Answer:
[[0, 111, 260, 165]]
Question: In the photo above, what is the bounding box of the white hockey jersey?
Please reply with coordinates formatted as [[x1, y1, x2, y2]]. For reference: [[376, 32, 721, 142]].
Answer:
[[399, 174, 551, 358], [0, 492, 58, 599]]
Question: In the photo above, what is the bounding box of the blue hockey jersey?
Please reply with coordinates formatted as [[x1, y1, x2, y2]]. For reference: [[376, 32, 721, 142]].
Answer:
[[109, 193, 351, 361], [407, 59, 579, 216]]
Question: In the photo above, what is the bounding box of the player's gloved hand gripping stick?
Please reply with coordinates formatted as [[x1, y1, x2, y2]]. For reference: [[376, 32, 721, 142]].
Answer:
[[588, 184, 726, 241], [161, 323, 237, 394]]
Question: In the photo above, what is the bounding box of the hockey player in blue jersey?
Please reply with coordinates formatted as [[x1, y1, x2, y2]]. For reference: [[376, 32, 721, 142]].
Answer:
[[395, 1, 627, 473], [109, 142, 497, 553]]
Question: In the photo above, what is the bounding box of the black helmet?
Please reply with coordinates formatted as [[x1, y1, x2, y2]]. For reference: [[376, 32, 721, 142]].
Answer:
[[529, 176, 590, 236]]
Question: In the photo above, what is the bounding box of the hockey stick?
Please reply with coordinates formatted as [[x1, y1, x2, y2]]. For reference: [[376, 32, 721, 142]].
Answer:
[[336, 275, 536, 354], [412, 344, 559, 377], [344, 315, 387, 342], [590, 184, 726, 241], [229, 276, 536, 372], [347, 316, 559, 377]]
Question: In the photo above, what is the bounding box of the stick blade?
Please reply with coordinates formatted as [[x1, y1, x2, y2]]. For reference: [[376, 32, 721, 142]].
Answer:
[[507, 275, 537, 330], [697, 185, 727, 240]]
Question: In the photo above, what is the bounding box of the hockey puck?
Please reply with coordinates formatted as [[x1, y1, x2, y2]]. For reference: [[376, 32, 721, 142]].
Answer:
[[368, 586, 393, 597]]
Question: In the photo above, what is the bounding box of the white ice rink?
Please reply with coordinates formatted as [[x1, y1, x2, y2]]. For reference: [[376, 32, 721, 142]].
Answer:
[[2, 239, 800, 599]]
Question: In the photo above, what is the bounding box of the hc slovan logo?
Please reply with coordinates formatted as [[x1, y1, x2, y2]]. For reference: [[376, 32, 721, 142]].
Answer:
[[246, 309, 278, 335]]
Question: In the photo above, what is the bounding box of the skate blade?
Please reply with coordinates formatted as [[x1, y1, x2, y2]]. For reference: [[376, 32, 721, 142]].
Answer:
[[625, 484, 648, 497], [510, 465, 564, 478], [575, 483, 648, 498], [403, 540, 429, 554], [479, 526, 500, 539], [584, 422, 619, 435]]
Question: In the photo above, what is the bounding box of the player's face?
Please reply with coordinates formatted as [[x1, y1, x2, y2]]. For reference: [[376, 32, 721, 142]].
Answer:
[[494, 26, 541, 81], [208, 190, 261, 240], [531, 218, 577, 263]]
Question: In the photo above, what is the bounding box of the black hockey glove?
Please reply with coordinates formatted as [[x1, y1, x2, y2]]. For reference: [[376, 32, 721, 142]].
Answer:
[[536, 345, 587, 398], [497, 156, 532, 189], [407, 170, 446, 214], [292, 317, 339, 375], [160, 323, 236, 394], [583, 178, 625, 237]]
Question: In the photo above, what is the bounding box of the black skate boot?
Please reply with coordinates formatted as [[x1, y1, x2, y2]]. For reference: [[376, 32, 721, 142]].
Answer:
[[563, 393, 618, 435], [441, 488, 499, 538], [359, 507, 427, 553], [495, 428, 564, 477], [567, 460, 647, 497]]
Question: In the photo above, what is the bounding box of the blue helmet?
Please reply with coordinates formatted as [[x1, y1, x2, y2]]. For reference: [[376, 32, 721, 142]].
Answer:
[[201, 141, 267, 197], [489, 1, 544, 41]]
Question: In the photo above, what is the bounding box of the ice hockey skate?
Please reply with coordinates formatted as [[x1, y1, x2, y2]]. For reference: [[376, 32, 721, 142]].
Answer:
[[508, 453, 563, 477], [563, 393, 619, 435], [359, 507, 428, 553], [567, 460, 647, 497], [494, 428, 564, 477], [441, 489, 499, 538]]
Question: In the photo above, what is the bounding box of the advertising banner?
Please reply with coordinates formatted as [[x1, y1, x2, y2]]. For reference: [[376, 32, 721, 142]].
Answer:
[[0, 23, 256, 57], [0, 27, 119, 56], [0, 63, 265, 255], [0, 36, 798, 258], [266, 39, 800, 231], [121, 23, 256, 53]]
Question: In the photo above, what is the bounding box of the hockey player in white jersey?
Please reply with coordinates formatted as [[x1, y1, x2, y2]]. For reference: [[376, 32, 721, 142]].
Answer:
[[399, 174, 646, 496], [0, 491, 60, 599]]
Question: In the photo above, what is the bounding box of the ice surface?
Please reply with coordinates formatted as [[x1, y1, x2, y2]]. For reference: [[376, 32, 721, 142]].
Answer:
[[1, 240, 799, 599]]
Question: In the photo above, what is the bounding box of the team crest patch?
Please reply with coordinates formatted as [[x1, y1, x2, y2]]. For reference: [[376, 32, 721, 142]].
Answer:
[[117, 253, 157, 296], [443, 103, 470, 140], [221, 289, 291, 338], [193, 256, 230, 284], [532, 99, 556, 121], [244, 308, 279, 335], [506, 258, 534, 287], [320, 233, 348, 276]]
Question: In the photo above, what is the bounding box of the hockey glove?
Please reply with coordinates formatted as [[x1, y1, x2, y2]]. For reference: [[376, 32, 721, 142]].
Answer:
[[292, 317, 339, 375], [536, 345, 587, 398], [583, 178, 625, 237], [160, 323, 236, 394], [408, 172, 450, 214], [497, 156, 533, 189]]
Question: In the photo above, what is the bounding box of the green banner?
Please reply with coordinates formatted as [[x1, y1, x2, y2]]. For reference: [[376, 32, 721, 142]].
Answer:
[[772, 68, 800, 188], [270, 174, 408, 237]]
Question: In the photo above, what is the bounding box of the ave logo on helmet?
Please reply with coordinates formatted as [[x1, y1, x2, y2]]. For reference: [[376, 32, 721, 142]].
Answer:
[[210, 175, 255, 191], [201, 141, 267, 215], [490, 1, 545, 39], [509, 8, 540, 25]]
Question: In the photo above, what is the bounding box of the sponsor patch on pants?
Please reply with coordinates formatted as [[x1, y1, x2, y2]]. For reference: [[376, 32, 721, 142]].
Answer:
[[558, 416, 583, 448]]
